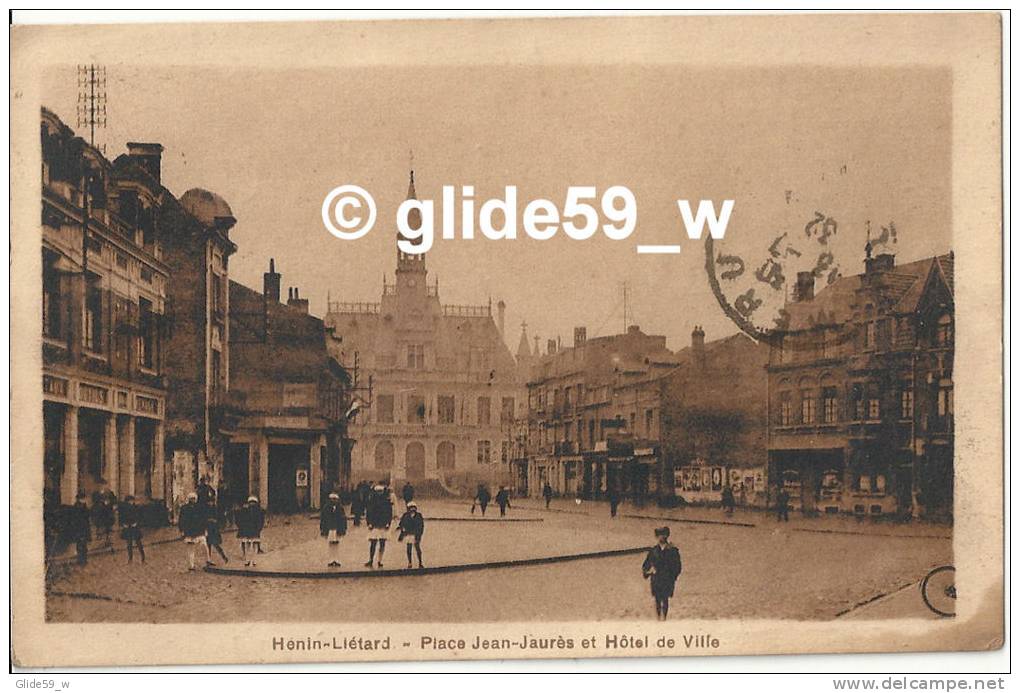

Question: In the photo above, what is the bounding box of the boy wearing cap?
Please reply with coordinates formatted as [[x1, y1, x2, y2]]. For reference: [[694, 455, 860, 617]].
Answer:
[[642, 526, 683, 621], [178, 492, 208, 571], [320, 492, 348, 567], [236, 496, 265, 566], [396, 502, 425, 569], [364, 484, 393, 568]]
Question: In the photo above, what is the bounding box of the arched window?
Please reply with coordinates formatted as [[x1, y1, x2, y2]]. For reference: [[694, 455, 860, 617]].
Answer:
[[374, 441, 394, 470], [798, 376, 817, 425], [437, 441, 456, 470], [405, 442, 425, 480], [777, 378, 792, 426]]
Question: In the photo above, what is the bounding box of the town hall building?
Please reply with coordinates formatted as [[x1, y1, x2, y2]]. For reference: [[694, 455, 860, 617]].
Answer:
[[324, 173, 527, 491]]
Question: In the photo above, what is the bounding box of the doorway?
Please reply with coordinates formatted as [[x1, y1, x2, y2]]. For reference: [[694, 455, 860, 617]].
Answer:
[[268, 444, 308, 513], [224, 443, 250, 508]]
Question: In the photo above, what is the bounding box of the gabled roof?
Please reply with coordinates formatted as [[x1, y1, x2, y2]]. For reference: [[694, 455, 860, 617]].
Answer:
[[888, 253, 955, 313], [783, 253, 954, 331]]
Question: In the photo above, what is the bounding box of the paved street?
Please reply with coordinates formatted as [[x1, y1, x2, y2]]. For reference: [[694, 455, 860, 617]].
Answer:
[[46, 500, 951, 623]]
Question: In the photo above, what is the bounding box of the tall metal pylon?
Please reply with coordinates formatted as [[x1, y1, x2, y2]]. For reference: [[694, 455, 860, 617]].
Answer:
[[76, 64, 107, 151]]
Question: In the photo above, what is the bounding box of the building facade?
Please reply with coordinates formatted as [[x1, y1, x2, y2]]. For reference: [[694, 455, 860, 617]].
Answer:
[[41, 108, 169, 507], [324, 174, 526, 492], [223, 266, 351, 513], [522, 325, 679, 501], [156, 187, 237, 511], [660, 329, 769, 507], [766, 250, 955, 519]]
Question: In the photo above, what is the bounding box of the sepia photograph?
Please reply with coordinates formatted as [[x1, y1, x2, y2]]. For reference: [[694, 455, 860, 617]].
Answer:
[[8, 10, 1006, 673]]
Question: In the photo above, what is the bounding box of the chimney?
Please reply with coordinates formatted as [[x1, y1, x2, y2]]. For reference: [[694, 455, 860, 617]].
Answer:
[[263, 258, 281, 303], [497, 300, 506, 338], [795, 271, 815, 302], [865, 252, 895, 276], [547, 339, 557, 355], [126, 142, 163, 184], [692, 325, 706, 363], [287, 286, 309, 314], [574, 326, 587, 347]]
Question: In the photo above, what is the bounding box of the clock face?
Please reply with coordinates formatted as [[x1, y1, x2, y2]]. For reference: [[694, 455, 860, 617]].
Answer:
[[407, 278, 416, 288]]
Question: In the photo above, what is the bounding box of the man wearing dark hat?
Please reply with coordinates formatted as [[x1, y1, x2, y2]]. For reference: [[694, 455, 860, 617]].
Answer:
[[642, 526, 682, 620], [119, 495, 145, 564], [320, 492, 348, 568], [68, 494, 92, 566]]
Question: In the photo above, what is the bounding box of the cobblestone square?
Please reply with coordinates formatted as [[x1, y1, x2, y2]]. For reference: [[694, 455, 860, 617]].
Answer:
[[46, 500, 951, 623]]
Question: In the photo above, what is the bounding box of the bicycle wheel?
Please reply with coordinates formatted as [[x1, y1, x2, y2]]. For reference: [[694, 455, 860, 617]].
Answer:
[[921, 565, 956, 617]]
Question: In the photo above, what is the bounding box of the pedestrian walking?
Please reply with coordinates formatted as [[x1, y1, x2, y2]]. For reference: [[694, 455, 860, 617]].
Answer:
[[236, 496, 265, 566], [396, 502, 425, 569], [543, 482, 553, 509], [472, 484, 491, 516], [721, 486, 736, 516], [402, 481, 414, 508], [205, 515, 229, 565], [642, 526, 682, 621], [364, 484, 393, 568], [178, 492, 208, 571], [69, 494, 91, 566], [608, 486, 620, 518], [320, 492, 348, 568], [495, 486, 511, 517], [91, 490, 116, 546], [776, 487, 790, 522], [119, 495, 145, 563]]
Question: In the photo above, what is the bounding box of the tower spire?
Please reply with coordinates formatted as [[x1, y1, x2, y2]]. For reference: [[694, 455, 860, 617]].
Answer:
[[396, 166, 426, 272], [516, 321, 532, 360]]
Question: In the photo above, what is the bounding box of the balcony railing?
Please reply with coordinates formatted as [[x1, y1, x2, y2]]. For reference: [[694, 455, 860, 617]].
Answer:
[[328, 301, 380, 315], [442, 304, 491, 318]]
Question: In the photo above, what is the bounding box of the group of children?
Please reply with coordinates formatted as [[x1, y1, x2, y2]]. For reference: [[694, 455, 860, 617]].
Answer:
[[319, 483, 425, 570], [174, 482, 426, 572], [178, 492, 265, 570]]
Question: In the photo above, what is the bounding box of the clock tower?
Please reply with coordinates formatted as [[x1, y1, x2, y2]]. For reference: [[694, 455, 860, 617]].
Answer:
[[396, 170, 427, 295]]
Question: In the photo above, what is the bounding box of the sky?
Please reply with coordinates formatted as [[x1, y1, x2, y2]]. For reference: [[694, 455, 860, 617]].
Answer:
[[44, 63, 951, 352]]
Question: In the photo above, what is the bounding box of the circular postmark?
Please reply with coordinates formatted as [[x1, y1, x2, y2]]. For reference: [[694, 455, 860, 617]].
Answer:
[[921, 565, 956, 618], [704, 211, 898, 352], [704, 211, 847, 344]]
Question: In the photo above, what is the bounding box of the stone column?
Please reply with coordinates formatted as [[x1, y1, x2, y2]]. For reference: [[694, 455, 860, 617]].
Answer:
[[309, 435, 324, 510], [60, 406, 79, 505], [121, 417, 136, 498], [152, 421, 166, 501], [247, 441, 257, 497], [258, 434, 269, 509], [104, 413, 119, 497]]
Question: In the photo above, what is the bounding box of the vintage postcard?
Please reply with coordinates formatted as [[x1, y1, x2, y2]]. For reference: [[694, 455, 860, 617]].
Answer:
[[9, 12, 1004, 668]]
